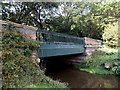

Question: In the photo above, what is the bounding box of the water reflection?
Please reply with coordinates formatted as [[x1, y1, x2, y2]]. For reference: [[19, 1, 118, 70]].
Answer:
[[48, 67, 119, 88]]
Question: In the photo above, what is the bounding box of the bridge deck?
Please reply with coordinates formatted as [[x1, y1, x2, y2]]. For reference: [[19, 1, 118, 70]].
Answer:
[[37, 29, 102, 58], [38, 42, 85, 57]]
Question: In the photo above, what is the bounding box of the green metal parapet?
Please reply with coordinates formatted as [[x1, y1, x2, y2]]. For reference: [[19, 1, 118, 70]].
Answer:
[[36, 29, 84, 44], [36, 29, 85, 58]]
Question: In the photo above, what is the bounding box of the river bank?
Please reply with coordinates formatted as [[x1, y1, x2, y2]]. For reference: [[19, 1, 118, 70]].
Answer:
[[46, 47, 119, 88], [75, 47, 120, 75], [47, 66, 119, 88]]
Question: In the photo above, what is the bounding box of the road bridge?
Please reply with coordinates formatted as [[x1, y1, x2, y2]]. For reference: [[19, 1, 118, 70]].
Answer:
[[36, 29, 102, 64]]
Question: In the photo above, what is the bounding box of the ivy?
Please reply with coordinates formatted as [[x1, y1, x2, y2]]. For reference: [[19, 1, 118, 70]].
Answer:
[[24, 48, 33, 57], [2, 24, 44, 88]]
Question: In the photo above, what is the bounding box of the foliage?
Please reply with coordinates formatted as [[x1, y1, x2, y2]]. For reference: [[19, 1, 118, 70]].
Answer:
[[3, 50, 42, 87], [2, 31, 23, 49], [75, 46, 119, 75], [2, 2, 59, 29], [2, 1, 120, 39], [48, 2, 120, 39], [102, 22, 118, 47], [112, 66, 120, 75], [86, 53, 118, 67], [24, 48, 33, 57], [2, 24, 67, 88], [28, 77, 68, 88], [75, 63, 114, 75], [85, 47, 120, 75], [2, 25, 39, 87], [19, 40, 41, 48]]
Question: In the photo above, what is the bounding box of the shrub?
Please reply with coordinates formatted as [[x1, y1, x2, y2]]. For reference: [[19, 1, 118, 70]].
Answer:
[[85, 47, 120, 75], [112, 66, 120, 75], [24, 48, 33, 57], [2, 24, 43, 88], [2, 24, 68, 88], [2, 50, 44, 87]]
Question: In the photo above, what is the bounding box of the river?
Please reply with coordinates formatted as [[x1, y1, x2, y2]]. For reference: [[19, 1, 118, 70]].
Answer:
[[46, 66, 120, 88]]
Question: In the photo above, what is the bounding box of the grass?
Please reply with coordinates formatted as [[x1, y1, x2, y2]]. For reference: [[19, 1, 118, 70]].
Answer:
[[75, 46, 119, 75], [86, 53, 118, 67], [28, 80, 68, 88], [29, 82, 56, 88], [80, 67, 114, 75], [27, 76, 68, 88], [75, 64, 114, 75]]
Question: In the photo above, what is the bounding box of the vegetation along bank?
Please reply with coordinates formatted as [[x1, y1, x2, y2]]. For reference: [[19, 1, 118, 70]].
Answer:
[[1, 23, 68, 88]]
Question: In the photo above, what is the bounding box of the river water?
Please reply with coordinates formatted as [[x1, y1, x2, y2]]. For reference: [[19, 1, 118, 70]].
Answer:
[[46, 66, 120, 88]]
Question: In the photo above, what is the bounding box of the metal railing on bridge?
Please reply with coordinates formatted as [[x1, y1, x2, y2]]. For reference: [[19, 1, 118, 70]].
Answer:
[[36, 29, 85, 58], [36, 29, 102, 58], [36, 29, 84, 45]]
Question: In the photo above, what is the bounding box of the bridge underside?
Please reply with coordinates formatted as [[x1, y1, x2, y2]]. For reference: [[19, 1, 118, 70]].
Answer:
[[38, 42, 85, 58]]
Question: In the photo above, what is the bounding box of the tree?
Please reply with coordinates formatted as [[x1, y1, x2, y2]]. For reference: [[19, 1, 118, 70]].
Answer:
[[2, 2, 59, 29], [71, 1, 120, 39], [2, 1, 120, 39], [102, 22, 118, 47]]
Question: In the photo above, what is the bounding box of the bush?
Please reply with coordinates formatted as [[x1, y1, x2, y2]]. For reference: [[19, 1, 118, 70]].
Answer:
[[2, 25, 43, 87], [112, 66, 120, 75], [2, 24, 68, 88], [85, 47, 120, 75], [2, 50, 44, 87], [24, 48, 33, 57]]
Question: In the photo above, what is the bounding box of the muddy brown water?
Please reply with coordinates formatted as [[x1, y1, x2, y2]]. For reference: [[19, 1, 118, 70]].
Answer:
[[46, 66, 120, 88], [44, 55, 120, 88]]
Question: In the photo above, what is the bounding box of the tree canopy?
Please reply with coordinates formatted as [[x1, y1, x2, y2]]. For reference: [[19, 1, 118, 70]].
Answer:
[[2, 1, 120, 40]]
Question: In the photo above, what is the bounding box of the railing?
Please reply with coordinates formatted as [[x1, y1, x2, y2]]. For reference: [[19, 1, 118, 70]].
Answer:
[[36, 29, 103, 58], [36, 29, 84, 45]]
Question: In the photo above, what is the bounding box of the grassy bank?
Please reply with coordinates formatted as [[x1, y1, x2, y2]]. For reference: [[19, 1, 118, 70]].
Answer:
[[75, 65, 114, 74], [75, 46, 120, 75], [28, 77, 68, 88]]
